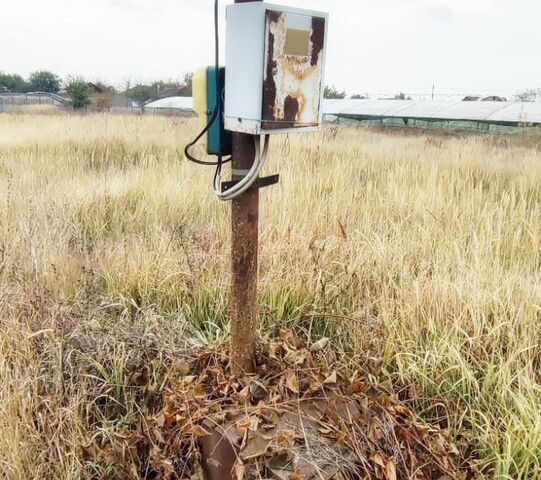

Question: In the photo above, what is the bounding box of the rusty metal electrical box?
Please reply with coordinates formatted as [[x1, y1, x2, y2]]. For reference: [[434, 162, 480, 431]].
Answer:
[[225, 3, 328, 135]]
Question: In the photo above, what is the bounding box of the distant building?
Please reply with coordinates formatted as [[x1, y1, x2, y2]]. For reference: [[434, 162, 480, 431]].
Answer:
[[0, 92, 69, 112], [87, 82, 107, 95], [463, 95, 507, 102], [86, 83, 136, 112], [92, 93, 135, 112], [481, 95, 507, 102]]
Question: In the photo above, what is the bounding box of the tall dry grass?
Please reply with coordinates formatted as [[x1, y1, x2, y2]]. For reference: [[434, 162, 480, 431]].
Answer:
[[0, 112, 540, 479]]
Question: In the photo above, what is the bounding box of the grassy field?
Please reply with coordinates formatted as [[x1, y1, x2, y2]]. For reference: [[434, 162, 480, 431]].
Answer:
[[0, 113, 540, 479]]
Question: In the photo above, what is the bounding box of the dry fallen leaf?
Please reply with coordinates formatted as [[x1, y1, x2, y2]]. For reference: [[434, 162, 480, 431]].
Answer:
[[155, 411, 166, 428], [276, 429, 298, 448], [385, 460, 397, 480], [236, 415, 259, 434], [323, 371, 338, 385], [233, 463, 247, 480], [347, 380, 366, 395], [285, 348, 309, 366], [238, 384, 251, 401], [289, 473, 305, 480], [368, 418, 384, 443], [310, 337, 330, 352], [279, 328, 298, 348], [250, 380, 268, 402], [371, 451, 387, 469], [285, 370, 299, 394], [240, 432, 272, 460], [189, 425, 211, 438]]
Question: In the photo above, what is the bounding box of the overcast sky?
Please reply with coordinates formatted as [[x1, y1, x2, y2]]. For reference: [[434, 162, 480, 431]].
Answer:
[[1, 0, 539, 97]]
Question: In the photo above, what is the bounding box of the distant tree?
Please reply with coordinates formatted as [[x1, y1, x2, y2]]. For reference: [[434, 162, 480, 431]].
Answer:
[[124, 84, 156, 105], [151, 77, 193, 97], [393, 92, 412, 100], [122, 78, 132, 93], [124, 76, 194, 103], [351, 94, 366, 99], [28, 70, 61, 93], [513, 88, 540, 102], [324, 85, 346, 99], [183, 72, 193, 94], [0, 72, 28, 93], [152, 80, 178, 97], [66, 77, 91, 110]]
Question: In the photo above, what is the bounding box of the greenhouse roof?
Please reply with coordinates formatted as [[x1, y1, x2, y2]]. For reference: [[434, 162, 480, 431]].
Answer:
[[143, 97, 541, 126], [144, 96, 193, 109], [323, 99, 541, 125]]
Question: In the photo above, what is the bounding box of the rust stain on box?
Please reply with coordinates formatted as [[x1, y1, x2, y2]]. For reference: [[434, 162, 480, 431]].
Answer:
[[310, 17, 325, 67], [262, 10, 326, 130]]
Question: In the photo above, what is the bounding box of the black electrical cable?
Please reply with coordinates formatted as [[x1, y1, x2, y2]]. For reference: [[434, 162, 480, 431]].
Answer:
[[184, 0, 231, 167], [212, 0, 226, 182]]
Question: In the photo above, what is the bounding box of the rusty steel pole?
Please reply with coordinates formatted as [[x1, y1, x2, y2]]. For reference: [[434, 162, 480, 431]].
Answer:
[[230, 133, 258, 376], [230, 0, 263, 377]]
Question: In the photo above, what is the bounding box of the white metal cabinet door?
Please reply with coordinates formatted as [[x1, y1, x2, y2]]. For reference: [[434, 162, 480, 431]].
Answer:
[[262, 9, 326, 130]]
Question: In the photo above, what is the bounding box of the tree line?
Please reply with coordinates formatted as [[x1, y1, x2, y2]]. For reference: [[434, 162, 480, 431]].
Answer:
[[0, 70, 194, 110], [0, 69, 358, 103], [2, 70, 353, 108], [7, 70, 534, 106], [0, 71, 62, 94]]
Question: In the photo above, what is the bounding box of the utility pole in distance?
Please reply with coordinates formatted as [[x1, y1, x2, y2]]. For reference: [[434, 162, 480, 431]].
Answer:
[[230, 0, 263, 377]]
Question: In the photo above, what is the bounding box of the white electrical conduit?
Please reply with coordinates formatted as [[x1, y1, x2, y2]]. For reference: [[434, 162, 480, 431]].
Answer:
[[213, 135, 270, 201]]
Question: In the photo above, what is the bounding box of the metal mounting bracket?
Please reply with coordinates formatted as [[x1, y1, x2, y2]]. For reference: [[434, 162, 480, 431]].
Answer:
[[222, 174, 280, 193]]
